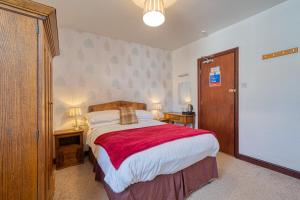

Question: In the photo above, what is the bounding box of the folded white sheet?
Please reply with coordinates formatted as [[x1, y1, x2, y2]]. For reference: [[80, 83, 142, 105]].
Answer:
[[86, 120, 219, 193]]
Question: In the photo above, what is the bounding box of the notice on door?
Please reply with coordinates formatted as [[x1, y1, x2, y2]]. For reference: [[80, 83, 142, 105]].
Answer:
[[209, 66, 221, 87]]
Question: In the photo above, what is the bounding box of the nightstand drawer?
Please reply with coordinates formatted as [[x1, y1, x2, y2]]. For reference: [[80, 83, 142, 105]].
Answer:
[[60, 144, 81, 153], [63, 152, 77, 160], [57, 151, 82, 168], [170, 115, 181, 121], [57, 147, 83, 169]]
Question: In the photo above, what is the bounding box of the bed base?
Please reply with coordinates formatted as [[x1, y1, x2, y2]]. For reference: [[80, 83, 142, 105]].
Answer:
[[89, 149, 218, 200]]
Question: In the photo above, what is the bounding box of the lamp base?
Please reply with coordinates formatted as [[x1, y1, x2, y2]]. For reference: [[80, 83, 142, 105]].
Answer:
[[73, 126, 81, 131]]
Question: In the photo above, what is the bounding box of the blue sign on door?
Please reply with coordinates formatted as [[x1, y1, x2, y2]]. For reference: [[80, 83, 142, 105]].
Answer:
[[209, 66, 221, 87]]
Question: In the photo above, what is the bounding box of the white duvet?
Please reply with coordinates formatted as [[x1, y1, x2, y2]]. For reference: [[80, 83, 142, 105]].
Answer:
[[86, 120, 219, 193]]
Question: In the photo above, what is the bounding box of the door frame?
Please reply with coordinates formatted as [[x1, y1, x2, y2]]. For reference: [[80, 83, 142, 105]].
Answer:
[[197, 47, 239, 157]]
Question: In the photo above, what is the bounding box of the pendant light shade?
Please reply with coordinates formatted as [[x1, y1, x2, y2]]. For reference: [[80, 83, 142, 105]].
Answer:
[[143, 0, 165, 27]]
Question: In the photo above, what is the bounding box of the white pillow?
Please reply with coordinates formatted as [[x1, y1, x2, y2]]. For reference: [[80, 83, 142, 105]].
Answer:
[[86, 110, 120, 125], [88, 120, 120, 129], [135, 110, 154, 120]]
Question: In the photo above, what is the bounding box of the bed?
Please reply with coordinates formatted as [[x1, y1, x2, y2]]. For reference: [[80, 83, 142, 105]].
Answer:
[[86, 101, 219, 200]]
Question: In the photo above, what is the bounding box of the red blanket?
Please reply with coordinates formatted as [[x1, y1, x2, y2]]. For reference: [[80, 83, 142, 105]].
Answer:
[[94, 124, 214, 169]]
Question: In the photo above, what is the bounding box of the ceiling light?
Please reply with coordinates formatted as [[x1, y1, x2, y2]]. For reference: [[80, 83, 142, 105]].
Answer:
[[143, 0, 165, 27]]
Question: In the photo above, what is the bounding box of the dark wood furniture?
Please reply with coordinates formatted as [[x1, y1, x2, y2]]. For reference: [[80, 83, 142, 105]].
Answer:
[[54, 129, 84, 170], [0, 1, 59, 199], [164, 112, 195, 128]]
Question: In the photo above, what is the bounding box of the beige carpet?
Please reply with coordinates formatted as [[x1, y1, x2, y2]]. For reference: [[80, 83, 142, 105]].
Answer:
[[54, 153, 300, 200]]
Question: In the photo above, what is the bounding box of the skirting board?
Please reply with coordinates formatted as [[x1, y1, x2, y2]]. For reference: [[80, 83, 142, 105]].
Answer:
[[237, 154, 300, 179]]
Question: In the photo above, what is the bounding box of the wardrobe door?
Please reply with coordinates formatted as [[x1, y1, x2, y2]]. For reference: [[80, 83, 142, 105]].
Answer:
[[45, 35, 55, 200], [48, 53, 55, 200], [37, 22, 46, 200], [0, 9, 38, 200], [37, 24, 55, 200]]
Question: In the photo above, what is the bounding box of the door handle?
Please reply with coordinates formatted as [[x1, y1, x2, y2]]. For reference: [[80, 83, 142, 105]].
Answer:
[[228, 89, 237, 93]]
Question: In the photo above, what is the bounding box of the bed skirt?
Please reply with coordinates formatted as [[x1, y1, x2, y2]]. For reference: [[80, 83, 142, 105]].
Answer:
[[89, 149, 218, 200]]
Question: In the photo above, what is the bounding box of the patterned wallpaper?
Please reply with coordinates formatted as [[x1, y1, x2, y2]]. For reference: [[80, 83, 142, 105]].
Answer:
[[53, 28, 173, 129]]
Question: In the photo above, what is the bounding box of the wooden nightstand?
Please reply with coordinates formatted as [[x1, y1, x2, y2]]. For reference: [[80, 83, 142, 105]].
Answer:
[[159, 118, 170, 123], [164, 112, 195, 128], [54, 129, 84, 170]]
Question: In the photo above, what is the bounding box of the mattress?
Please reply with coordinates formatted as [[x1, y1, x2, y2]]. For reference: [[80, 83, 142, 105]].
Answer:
[[86, 119, 219, 193]]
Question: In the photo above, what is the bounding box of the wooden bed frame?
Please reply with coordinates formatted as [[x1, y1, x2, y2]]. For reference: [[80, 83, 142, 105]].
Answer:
[[88, 101, 218, 200], [88, 100, 146, 112]]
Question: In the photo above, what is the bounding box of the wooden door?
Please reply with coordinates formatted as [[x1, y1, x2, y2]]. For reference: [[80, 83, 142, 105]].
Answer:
[[0, 9, 38, 200], [198, 48, 238, 156]]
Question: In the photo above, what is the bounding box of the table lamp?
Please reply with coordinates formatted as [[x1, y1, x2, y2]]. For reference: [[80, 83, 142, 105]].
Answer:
[[152, 103, 162, 120], [69, 107, 82, 130]]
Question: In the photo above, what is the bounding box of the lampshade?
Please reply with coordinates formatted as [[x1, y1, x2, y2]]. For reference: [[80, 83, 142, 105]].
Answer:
[[152, 103, 162, 110], [184, 96, 192, 104], [69, 107, 82, 117], [143, 0, 165, 27]]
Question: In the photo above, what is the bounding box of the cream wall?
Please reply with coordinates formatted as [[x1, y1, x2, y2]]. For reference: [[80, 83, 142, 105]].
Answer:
[[172, 0, 300, 171], [53, 28, 173, 130]]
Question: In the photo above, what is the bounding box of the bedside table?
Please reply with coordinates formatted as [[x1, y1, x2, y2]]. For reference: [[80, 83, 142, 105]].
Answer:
[[54, 129, 84, 170], [164, 112, 195, 128], [159, 118, 170, 123]]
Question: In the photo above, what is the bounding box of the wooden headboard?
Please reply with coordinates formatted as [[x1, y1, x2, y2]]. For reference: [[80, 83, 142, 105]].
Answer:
[[88, 101, 147, 112]]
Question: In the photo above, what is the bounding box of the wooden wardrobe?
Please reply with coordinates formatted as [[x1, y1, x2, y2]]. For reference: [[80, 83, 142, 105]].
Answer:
[[0, 1, 59, 199]]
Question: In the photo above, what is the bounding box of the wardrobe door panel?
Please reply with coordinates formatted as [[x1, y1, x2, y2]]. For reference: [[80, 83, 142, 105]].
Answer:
[[48, 52, 55, 200], [37, 21, 46, 200], [44, 32, 54, 200], [0, 9, 38, 200], [38, 24, 55, 200]]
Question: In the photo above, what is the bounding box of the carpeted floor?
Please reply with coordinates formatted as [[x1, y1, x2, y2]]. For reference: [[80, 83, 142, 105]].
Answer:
[[54, 153, 300, 200]]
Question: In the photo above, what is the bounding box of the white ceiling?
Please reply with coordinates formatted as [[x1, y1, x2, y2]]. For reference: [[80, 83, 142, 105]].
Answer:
[[36, 0, 286, 50]]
